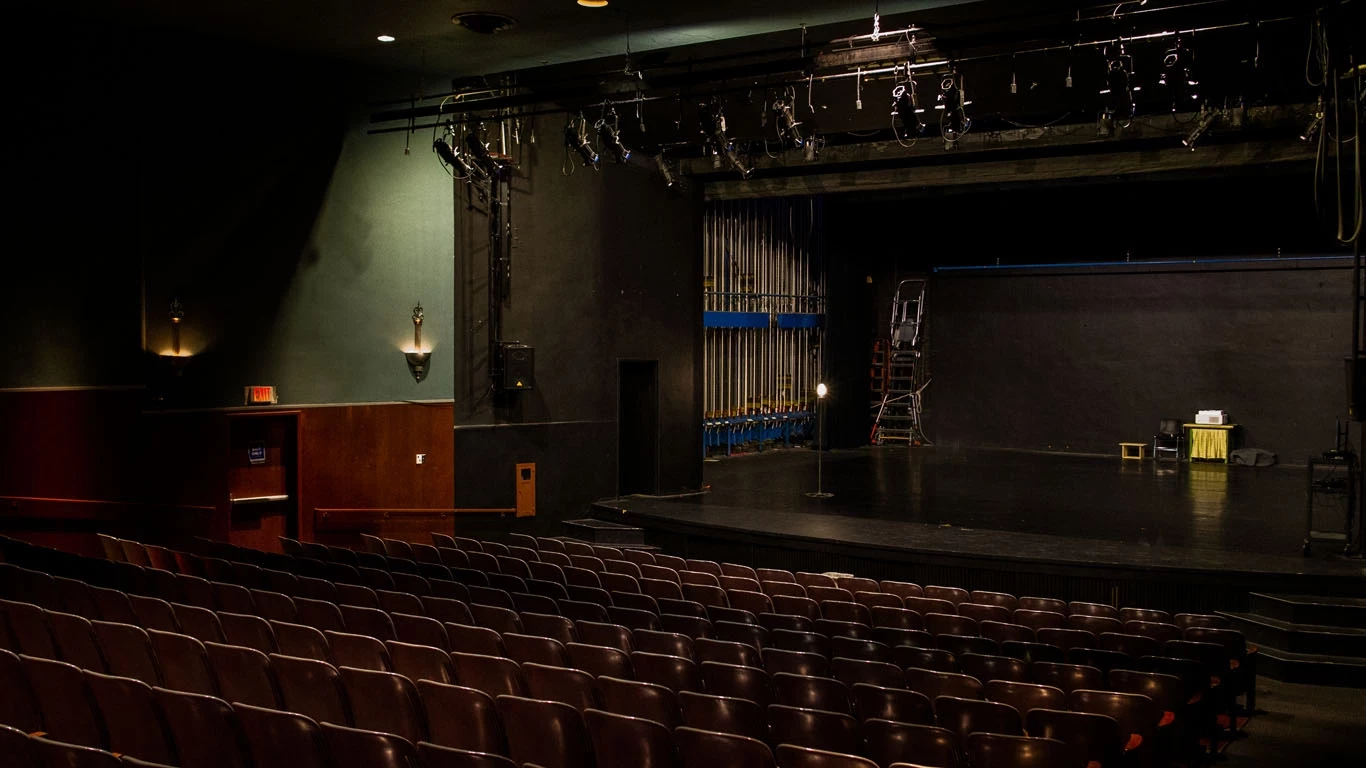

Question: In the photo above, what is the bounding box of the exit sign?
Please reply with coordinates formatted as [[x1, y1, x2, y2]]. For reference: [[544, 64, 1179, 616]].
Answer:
[[244, 386, 278, 405]]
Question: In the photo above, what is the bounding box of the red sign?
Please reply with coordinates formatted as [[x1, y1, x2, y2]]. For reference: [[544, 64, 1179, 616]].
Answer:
[[245, 386, 278, 405]]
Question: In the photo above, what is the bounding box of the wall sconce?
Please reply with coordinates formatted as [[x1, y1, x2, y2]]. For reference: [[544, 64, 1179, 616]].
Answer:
[[159, 298, 191, 374], [404, 303, 431, 382]]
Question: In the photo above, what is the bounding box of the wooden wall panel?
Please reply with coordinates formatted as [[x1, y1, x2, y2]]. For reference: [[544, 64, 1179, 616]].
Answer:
[[0, 389, 144, 502], [298, 402, 454, 540]]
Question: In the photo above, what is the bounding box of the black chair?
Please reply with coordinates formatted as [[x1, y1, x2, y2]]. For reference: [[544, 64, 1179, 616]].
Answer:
[[1153, 418, 1184, 461]]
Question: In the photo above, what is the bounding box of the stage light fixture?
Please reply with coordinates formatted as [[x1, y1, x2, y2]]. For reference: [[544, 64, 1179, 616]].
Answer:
[[1182, 106, 1217, 150], [700, 100, 752, 179], [596, 109, 631, 163], [464, 126, 504, 176], [564, 116, 600, 170], [891, 80, 925, 143], [1098, 42, 1134, 137], [816, 383, 828, 398], [773, 97, 804, 149], [1302, 102, 1324, 142], [654, 153, 678, 188], [938, 72, 970, 149]]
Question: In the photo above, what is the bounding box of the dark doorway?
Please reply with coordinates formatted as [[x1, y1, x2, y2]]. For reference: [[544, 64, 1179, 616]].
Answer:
[[618, 360, 660, 496]]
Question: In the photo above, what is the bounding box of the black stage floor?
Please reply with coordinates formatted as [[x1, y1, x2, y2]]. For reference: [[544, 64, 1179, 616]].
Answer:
[[593, 448, 1365, 605]]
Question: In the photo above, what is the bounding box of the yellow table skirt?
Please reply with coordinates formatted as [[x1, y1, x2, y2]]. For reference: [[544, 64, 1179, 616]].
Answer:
[[1185, 423, 1238, 462]]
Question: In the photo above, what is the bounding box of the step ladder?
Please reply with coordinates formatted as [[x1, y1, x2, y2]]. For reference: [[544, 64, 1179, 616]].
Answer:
[[871, 278, 931, 446]]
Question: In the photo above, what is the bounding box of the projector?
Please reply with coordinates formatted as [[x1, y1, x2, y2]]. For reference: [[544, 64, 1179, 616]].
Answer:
[[1195, 410, 1228, 425]]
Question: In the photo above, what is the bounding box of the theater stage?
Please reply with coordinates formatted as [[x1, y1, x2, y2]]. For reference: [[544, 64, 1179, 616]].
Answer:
[[591, 447, 1366, 614]]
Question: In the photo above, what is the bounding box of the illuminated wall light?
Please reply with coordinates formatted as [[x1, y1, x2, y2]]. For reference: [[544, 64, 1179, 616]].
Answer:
[[577, 0, 609, 7], [377, 34, 396, 43], [404, 303, 432, 382]]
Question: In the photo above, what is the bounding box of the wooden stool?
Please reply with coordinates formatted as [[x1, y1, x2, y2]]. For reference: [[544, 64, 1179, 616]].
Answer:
[[1119, 442, 1148, 461]]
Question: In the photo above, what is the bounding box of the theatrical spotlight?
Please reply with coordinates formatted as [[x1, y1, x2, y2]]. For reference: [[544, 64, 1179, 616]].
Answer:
[[700, 100, 752, 179], [891, 80, 925, 143], [654, 153, 678, 188], [1302, 102, 1324, 142], [596, 108, 632, 163], [937, 72, 970, 149], [1098, 42, 1134, 137], [464, 126, 504, 176], [773, 96, 803, 149], [1158, 38, 1199, 110], [564, 116, 599, 170], [1183, 106, 1218, 150]]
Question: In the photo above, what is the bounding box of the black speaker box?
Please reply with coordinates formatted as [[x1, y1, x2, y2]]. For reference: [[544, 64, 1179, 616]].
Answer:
[[501, 344, 535, 391]]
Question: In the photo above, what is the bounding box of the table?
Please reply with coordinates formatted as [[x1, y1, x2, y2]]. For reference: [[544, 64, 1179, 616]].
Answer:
[[1184, 423, 1239, 463]]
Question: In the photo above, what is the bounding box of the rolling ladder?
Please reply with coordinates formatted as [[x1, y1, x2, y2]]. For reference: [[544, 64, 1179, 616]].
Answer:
[[871, 278, 931, 445]]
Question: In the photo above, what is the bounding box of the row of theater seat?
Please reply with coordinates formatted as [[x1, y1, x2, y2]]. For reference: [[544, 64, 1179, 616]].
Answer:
[[2, 532, 1240, 765]]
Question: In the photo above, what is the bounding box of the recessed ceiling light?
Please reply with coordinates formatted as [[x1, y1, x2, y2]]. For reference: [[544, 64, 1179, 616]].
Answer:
[[377, 34, 396, 43], [578, 1, 609, 7]]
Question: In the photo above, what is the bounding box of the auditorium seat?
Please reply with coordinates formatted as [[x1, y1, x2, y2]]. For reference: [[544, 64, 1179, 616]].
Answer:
[[830, 637, 891, 663], [320, 722, 421, 768], [218, 612, 278, 655], [523, 662, 598, 712], [152, 687, 252, 768], [958, 604, 1012, 625], [622, 549, 656, 567], [3, 599, 59, 658], [1124, 620, 1184, 646], [756, 568, 796, 584], [997, 640, 1063, 665], [250, 590, 297, 623], [959, 653, 1029, 684], [778, 745, 879, 768], [418, 596, 472, 626], [236, 703, 327, 768], [484, 574, 525, 597], [450, 652, 525, 698], [560, 599, 612, 625], [760, 613, 815, 634], [761, 582, 807, 599], [768, 704, 862, 755], [417, 741, 518, 768], [1069, 601, 1119, 619], [563, 566, 603, 589], [979, 621, 1034, 647], [659, 598, 709, 618], [984, 680, 1066, 716], [389, 613, 448, 651], [601, 573, 643, 597], [295, 577, 340, 604], [830, 658, 904, 690], [496, 695, 595, 768], [1121, 607, 1172, 625], [174, 604, 226, 644], [1035, 627, 1095, 652], [1108, 669, 1187, 729], [902, 596, 957, 617], [44, 610, 107, 672], [1174, 613, 1231, 630], [147, 630, 217, 695], [643, 579, 686, 602], [641, 564, 682, 584], [676, 726, 776, 768], [467, 586, 515, 611], [813, 619, 871, 642], [701, 660, 771, 704], [1065, 647, 1134, 675], [660, 613, 714, 640], [376, 589, 424, 616], [720, 576, 763, 594], [770, 629, 828, 657], [597, 675, 679, 729], [716, 621, 770, 651], [848, 683, 933, 725], [89, 587, 140, 627], [418, 680, 507, 755], [267, 654, 352, 727], [936, 634, 997, 659], [634, 651, 703, 693], [519, 587, 568, 613], [1099, 632, 1159, 660], [1024, 708, 1120, 768], [762, 648, 827, 678], [854, 592, 902, 612], [30, 735, 123, 768], [52, 577, 100, 620], [339, 666, 429, 744], [795, 573, 837, 590], [528, 562, 567, 585], [924, 613, 978, 639], [576, 621, 634, 653], [683, 584, 729, 609], [933, 696, 1025, 740], [904, 668, 983, 701], [604, 560, 644, 580], [177, 575, 218, 610], [729, 590, 775, 616], [324, 630, 392, 672], [634, 629, 694, 660], [438, 548, 472, 570], [773, 672, 850, 715], [205, 642, 280, 708], [23, 655, 108, 748], [806, 586, 855, 606], [271, 621, 331, 663], [211, 583, 256, 615], [963, 732, 1073, 768], [1069, 689, 1159, 757], [90, 621, 158, 685], [861, 720, 957, 768], [678, 692, 769, 742], [520, 613, 577, 646], [501, 633, 565, 667], [609, 605, 661, 631], [292, 598, 345, 634], [385, 640, 454, 684], [892, 645, 957, 673], [1, 649, 44, 733], [869, 606, 924, 632]]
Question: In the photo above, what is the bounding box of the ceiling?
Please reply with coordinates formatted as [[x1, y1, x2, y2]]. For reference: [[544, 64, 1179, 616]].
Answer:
[[61, 0, 991, 78]]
